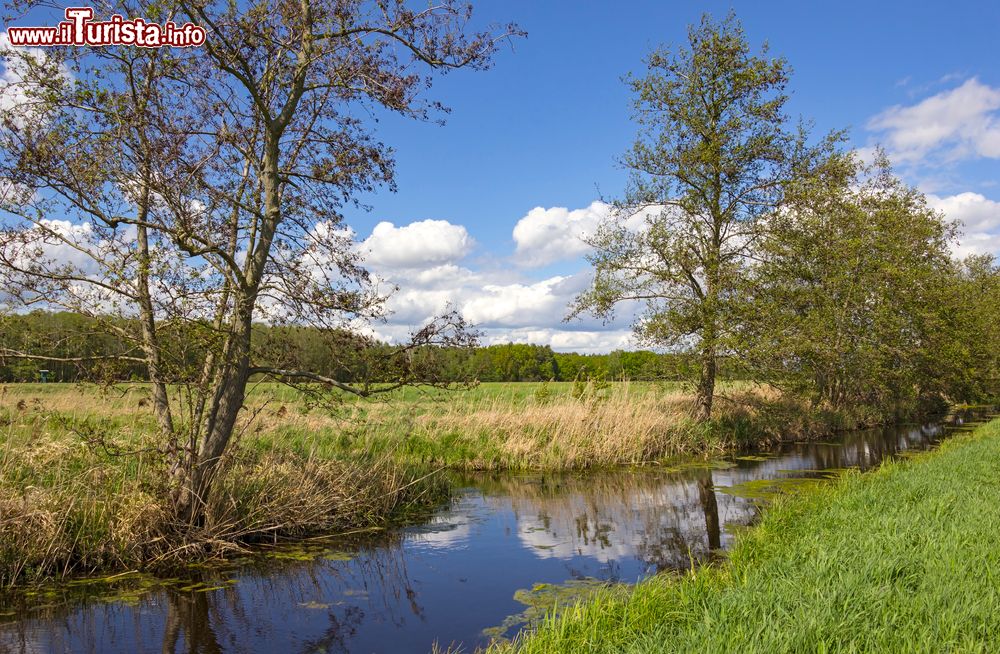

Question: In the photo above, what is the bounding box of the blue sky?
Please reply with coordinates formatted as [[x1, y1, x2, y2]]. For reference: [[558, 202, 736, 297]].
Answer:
[[351, 0, 1000, 231], [337, 1, 1000, 352], [3, 2, 998, 352]]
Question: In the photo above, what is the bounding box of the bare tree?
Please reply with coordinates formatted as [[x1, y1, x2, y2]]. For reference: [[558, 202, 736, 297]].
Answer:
[[0, 0, 521, 524]]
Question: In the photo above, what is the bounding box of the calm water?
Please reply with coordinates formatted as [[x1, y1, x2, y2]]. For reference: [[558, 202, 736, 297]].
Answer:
[[0, 411, 989, 654]]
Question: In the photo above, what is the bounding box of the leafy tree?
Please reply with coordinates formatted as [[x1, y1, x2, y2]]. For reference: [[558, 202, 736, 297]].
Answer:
[[571, 12, 840, 420], [938, 254, 1000, 402], [743, 153, 960, 415], [0, 0, 520, 524]]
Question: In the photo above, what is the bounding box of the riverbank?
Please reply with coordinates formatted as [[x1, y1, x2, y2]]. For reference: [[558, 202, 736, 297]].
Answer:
[[0, 382, 931, 585], [237, 381, 901, 470], [493, 417, 1000, 653], [0, 387, 449, 586]]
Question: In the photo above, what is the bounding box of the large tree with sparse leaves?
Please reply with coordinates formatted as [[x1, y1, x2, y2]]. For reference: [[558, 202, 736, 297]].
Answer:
[[0, 0, 520, 524]]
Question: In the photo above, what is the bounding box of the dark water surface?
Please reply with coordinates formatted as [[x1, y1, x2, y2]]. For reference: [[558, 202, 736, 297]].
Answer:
[[0, 411, 991, 654]]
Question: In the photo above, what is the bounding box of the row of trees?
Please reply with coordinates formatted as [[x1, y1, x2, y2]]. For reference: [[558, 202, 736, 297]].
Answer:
[[570, 13, 1000, 420], [0, 313, 748, 383]]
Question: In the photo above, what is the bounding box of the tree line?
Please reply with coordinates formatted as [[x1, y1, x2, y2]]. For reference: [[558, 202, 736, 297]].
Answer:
[[0, 312, 751, 383]]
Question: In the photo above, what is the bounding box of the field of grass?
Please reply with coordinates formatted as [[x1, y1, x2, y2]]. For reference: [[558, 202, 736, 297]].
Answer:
[[243, 379, 865, 470], [0, 380, 888, 585], [491, 417, 1000, 653], [3, 380, 788, 472]]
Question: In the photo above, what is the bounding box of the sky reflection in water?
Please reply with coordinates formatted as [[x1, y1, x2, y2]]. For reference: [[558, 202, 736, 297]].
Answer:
[[0, 416, 977, 654]]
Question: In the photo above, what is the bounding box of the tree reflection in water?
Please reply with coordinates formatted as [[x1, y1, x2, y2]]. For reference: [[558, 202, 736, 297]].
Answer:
[[0, 412, 980, 654]]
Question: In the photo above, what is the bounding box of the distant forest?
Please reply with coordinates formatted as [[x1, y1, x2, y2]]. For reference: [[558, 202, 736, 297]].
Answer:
[[0, 311, 726, 384]]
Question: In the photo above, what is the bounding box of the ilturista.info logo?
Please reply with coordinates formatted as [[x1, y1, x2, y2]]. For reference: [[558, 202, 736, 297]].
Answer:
[[7, 7, 206, 47]]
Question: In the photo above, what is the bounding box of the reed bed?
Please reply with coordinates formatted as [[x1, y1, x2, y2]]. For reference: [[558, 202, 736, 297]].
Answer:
[[0, 400, 445, 586]]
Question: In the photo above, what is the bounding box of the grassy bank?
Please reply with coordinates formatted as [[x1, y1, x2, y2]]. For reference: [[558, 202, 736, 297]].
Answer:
[[493, 417, 1000, 653], [0, 387, 447, 586], [0, 381, 901, 585], [4, 381, 883, 471]]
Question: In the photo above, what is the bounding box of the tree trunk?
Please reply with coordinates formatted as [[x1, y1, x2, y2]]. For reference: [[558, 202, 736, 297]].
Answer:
[[173, 124, 281, 526], [172, 309, 253, 525], [696, 288, 718, 422], [695, 342, 716, 422], [136, 223, 174, 438], [133, 168, 174, 441]]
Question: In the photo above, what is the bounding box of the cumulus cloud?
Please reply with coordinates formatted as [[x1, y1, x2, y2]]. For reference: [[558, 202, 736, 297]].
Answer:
[[359, 219, 473, 269], [867, 78, 1000, 163], [512, 201, 610, 266], [463, 276, 574, 327], [345, 210, 650, 351], [18, 219, 102, 274], [927, 191, 1000, 257], [360, 218, 631, 352], [927, 192, 1000, 233], [376, 269, 585, 330], [368, 258, 639, 352], [953, 232, 1000, 259], [485, 327, 635, 354]]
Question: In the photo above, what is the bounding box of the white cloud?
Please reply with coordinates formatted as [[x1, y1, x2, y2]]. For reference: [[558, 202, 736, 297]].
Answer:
[[366, 269, 633, 353], [16, 219, 101, 274], [927, 191, 1000, 257], [343, 207, 657, 352], [375, 269, 594, 333], [512, 201, 610, 266], [369, 260, 639, 352], [953, 232, 1000, 259], [485, 327, 634, 354], [927, 192, 1000, 233], [463, 276, 574, 327], [867, 78, 1000, 163], [359, 219, 473, 269]]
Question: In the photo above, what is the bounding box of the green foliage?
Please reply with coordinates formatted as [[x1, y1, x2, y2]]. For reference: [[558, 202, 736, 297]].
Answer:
[[743, 152, 997, 412], [936, 255, 1000, 402], [571, 12, 843, 419], [496, 419, 1000, 653], [533, 380, 553, 404], [0, 313, 718, 384]]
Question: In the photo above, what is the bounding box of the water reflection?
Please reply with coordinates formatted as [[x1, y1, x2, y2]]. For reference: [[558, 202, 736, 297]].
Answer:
[[0, 412, 986, 654]]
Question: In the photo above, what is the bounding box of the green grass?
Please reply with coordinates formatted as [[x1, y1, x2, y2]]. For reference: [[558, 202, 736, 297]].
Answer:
[[494, 418, 1000, 653], [0, 380, 906, 584], [243, 379, 688, 405], [1, 380, 888, 473]]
